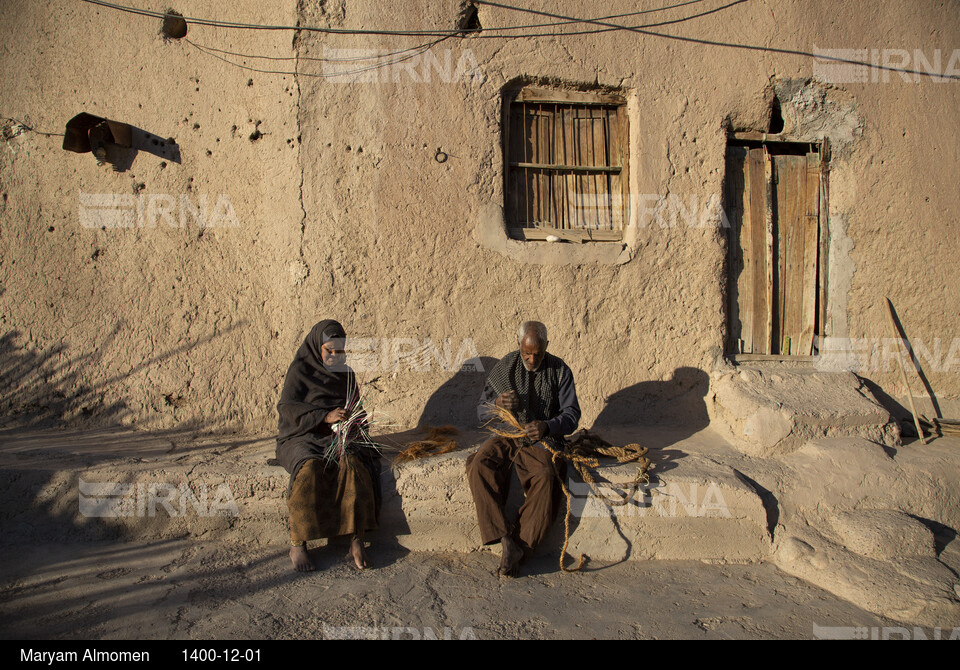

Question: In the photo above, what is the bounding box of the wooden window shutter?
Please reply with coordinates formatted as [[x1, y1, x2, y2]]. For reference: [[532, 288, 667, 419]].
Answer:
[[505, 86, 628, 241]]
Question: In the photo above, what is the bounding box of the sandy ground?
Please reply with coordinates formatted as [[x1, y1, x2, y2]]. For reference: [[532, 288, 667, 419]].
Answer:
[[1, 425, 959, 639], [0, 538, 902, 640]]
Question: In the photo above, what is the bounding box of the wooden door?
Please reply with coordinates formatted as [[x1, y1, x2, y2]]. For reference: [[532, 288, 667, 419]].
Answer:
[[773, 153, 820, 355], [726, 146, 821, 356]]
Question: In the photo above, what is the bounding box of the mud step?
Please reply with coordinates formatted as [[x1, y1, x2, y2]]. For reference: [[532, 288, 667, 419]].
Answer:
[[710, 368, 900, 456], [389, 448, 771, 563]]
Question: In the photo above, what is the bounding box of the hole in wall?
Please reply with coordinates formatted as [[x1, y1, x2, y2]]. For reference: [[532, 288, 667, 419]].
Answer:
[[769, 96, 784, 134], [458, 2, 482, 35], [161, 9, 188, 39]]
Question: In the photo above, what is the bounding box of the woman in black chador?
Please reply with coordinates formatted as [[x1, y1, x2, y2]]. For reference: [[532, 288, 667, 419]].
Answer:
[[276, 319, 381, 572]]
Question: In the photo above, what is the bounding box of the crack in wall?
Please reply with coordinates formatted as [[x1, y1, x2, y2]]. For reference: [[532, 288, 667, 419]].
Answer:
[[295, 51, 306, 265], [292, 3, 312, 306]]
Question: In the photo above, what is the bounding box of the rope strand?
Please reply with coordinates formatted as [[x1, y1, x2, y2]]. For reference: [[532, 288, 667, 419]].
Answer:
[[483, 404, 652, 572]]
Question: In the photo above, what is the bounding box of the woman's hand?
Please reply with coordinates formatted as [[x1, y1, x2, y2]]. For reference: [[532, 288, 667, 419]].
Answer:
[[324, 408, 348, 424]]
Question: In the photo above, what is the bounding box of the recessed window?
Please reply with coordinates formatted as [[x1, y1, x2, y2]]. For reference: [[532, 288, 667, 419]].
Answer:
[[503, 85, 629, 242]]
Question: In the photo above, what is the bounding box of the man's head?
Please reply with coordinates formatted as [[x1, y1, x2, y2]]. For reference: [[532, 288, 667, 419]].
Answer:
[[517, 321, 548, 372]]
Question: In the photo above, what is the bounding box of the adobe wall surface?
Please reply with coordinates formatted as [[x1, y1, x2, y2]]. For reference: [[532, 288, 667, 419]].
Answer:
[[1, 0, 958, 434]]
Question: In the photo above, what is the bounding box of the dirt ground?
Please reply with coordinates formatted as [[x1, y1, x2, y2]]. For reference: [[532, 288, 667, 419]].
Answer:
[[0, 538, 904, 640], [1, 424, 959, 639]]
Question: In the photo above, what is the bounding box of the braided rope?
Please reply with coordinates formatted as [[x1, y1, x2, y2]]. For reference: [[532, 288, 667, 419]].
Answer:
[[484, 404, 652, 573]]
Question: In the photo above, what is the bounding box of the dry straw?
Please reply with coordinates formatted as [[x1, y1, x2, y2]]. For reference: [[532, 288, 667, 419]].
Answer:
[[395, 425, 460, 464]]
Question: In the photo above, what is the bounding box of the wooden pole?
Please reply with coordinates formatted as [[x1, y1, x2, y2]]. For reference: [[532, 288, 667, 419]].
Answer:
[[886, 298, 927, 445]]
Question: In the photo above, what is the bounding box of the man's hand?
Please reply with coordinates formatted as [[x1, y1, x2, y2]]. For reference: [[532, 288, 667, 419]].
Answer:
[[324, 408, 348, 424], [495, 391, 519, 412], [524, 421, 548, 442]]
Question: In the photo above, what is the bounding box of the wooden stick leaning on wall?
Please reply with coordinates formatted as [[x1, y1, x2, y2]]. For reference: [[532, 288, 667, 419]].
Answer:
[[885, 297, 927, 445], [888, 301, 941, 422]]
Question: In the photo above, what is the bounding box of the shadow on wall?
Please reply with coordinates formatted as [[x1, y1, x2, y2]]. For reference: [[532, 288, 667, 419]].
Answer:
[[526, 368, 713, 572], [0, 320, 246, 433], [105, 125, 182, 173], [62, 113, 181, 173], [584, 368, 710, 481], [417, 363, 711, 435], [0, 327, 128, 429], [417, 356, 498, 428], [592, 367, 711, 430]]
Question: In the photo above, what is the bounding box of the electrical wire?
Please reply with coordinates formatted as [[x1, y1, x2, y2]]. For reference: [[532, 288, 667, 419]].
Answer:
[[473, 0, 710, 33], [1, 118, 63, 138], [79, 0, 719, 38], [174, 0, 747, 78], [187, 37, 451, 64], [185, 35, 455, 79], [177, 0, 745, 44], [473, 0, 960, 80], [79, 0, 957, 82], [79, 0, 475, 36], [467, 0, 747, 39]]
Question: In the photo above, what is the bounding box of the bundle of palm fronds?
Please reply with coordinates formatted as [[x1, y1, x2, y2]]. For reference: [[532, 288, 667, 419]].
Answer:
[[395, 425, 460, 464], [322, 374, 386, 464], [482, 402, 530, 440]]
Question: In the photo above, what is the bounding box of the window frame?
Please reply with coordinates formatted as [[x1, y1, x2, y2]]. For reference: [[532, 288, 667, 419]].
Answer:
[[502, 85, 629, 242]]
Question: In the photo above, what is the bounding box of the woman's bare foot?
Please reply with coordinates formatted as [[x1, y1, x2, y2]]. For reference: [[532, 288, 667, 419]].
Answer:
[[350, 536, 370, 570], [497, 535, 523, 577], [290, 544, 314, 572]]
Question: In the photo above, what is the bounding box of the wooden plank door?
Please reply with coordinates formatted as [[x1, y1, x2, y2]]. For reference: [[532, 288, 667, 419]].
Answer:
[[726, 146, 773, 354], [772, 152, 820, 355]]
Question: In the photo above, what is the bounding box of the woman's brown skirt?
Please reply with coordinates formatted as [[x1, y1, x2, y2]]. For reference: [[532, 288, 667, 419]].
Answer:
[[287, 454, 379, 543]]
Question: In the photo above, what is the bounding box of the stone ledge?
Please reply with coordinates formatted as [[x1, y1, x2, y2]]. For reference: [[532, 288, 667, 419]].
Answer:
[[0, 426, 771, 563], [709, 368, 900, 456]]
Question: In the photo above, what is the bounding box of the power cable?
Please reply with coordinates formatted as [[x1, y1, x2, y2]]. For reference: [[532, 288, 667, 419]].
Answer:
[[1, 118, 64, 138], [187, 37, 450, 64], [185, 35, 454, 79], [473, 0, 960, 80], [79, 0, 719, 38], [79, 0, 958, 82]]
